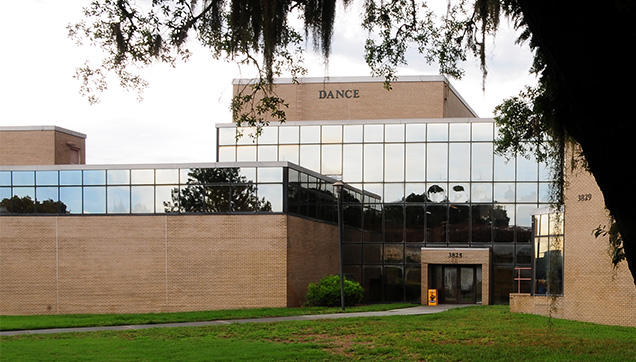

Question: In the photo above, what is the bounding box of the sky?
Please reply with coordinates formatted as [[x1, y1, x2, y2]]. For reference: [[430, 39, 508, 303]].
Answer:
[[0, 0, 537, 165]]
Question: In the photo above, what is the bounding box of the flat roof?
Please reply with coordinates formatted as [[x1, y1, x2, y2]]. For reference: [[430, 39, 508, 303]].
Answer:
[[0, 126, 87, 139]]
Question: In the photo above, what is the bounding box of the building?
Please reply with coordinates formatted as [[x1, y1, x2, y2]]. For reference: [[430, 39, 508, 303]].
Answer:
[[1, 76, 634, 326]]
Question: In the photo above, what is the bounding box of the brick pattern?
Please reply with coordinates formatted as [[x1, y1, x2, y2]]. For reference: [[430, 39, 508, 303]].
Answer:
[[234, 80, 475, 122], [0, 214, 338, 315], [420, 248, 491, 305], [0, 129, 85, 165], [510, 167, 636, 327]]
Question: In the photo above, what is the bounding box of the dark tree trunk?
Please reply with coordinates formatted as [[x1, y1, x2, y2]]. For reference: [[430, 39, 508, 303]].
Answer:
[[517, 0, 636, 285]]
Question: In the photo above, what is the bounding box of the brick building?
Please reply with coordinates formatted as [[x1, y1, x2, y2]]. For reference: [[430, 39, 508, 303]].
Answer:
[[1, 76, 634, 326]]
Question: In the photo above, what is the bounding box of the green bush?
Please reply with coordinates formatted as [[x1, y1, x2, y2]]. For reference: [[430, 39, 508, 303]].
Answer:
[[306, 275, 364, 307]]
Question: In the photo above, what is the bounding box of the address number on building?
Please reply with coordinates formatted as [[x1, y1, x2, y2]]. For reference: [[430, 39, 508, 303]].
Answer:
[[448, 252, 463, 259]]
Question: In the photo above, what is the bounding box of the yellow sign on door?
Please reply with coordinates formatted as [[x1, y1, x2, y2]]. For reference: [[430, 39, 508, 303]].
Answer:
[[428, 289, 438, 306]]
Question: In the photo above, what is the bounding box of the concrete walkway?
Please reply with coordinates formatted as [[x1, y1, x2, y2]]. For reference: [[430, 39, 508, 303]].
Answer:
[[0, 304, 471, 337]]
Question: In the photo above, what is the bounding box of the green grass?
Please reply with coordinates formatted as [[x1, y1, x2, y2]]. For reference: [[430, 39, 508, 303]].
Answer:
[[0, 303, 415, 331], [1, 306, 634, 361]]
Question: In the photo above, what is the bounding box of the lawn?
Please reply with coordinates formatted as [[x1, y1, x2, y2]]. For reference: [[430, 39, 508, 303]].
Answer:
[[1, 306, 634, 361]]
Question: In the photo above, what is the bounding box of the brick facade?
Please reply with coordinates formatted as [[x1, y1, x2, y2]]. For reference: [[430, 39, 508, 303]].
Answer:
[[510, 166, 636, 327], [0, 214, 338, 315], [233, 76, 477, 123], [0, 126, 85, 165]]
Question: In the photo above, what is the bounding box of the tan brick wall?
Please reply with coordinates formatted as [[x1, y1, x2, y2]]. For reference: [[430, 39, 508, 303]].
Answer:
[[420, 248, 491, 305], [0, 128, 86, 165], [286, 215, 339, 306], [0, 214, 291, 315], [233, 78, 476, 122], [510, 166, 636, 327]]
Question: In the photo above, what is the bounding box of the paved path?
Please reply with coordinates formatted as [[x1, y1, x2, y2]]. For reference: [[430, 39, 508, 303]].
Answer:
[[1, 304, 471, 337]]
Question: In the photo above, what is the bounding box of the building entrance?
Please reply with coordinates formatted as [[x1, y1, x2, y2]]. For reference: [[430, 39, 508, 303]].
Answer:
[[431, 265, 482, 304]]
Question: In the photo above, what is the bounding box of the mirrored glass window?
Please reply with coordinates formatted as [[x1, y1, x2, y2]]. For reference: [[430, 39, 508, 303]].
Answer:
[[236, 127, 256, 145], [449, 183, 469, 203], [494, 183, 516, 202], [237, 167, 257, 183], [322, 125, 342, 143], [364, 124, 383, 142], [427, 123, 448, 141], [36, 187, 59, 214], [472, 143, 493, 181], [236, 146, 257, 162], [12, 171, 34, 186], [257, 167, 283, 182], [218, 146, 236, 162], [218, 127, 236, 145], [321, 145, 342, 175], [472, 122, 494, 141], [448, 204, 469, 242], [156, 169, 179, 184], [107, 170, 130, 185], [493, 203, 515, 242], [405, 183, 426, 202], [426, 183, 447, 203], [344, 125, 363, 143], [300, 125, 320, 143], [84, 170, 106, 185], [517, 183, 538, 202], [107, 186, 130, 213], [426, 143, 447, 181], [384, 184, 404, 203], [279, 145, 299, 164], [131, 169, 154, 185], [0, 171, 10, 186], [60, 187, 82, 214], [384, 144, 404, 182], [132, 186, 154, 213], [471, 183, 493, 202], [257, 126, 278, 144], [363, 144, 383, 182], [385, 124, 404, 143], [258, 145, 278, 161], [258, 184, 283, 212], [517, 153, 538, 181], [449, 143, 470, 181], [60, 170, 82, 185], [36, 171, 58, 186], [300, 145, 320, 173], [279, 126, 299, 144], [405, 124, 425, 142], [539, 183, 551, 203], [449, 123, 470, 141], [405, 144, 425, 181], [494, 154, 515, 181], [84, 186, 106, 213], [342, 144, 363, 182], [156, 185, 178, 213], [426, 204, 447, 243]]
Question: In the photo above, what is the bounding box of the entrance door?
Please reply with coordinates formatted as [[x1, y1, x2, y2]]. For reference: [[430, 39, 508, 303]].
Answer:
[[442, 265, 479, 303]]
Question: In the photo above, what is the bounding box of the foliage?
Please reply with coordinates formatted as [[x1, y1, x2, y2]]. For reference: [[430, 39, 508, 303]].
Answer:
[[306, 275, 363, 307], [163, 167, 271, 212], [0, 195, 68, 214], [594, 218, 626, 269]]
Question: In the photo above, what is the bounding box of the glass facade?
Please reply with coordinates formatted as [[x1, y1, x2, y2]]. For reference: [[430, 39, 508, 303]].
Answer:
[[0, 164, 366, 217], [532, 211, 564, 296], [218, 119, 552, 304]]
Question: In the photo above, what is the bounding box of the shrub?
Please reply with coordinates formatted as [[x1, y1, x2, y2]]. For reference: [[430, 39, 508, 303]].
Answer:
[[306, 275, 364, 307]]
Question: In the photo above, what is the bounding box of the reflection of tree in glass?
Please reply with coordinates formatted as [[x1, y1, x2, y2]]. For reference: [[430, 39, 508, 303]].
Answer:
[[163, 168, 271, 213], [0, 196, 68, 214]]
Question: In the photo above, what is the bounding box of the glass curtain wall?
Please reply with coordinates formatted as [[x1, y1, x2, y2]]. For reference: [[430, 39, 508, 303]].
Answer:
[[219, 120, 552, 303]]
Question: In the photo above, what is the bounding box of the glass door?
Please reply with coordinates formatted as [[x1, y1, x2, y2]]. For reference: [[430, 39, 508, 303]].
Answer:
[[440, 265, 480, 303]]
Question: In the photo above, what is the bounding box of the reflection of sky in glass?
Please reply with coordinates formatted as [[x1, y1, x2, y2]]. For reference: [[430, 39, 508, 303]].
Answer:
[[0, 172, 11, 186], [364, 125, 383, 142], [60, 170, 82, 185], [449, 123, 470, 141], [12, 171, 34, 186], [132, 186, 154, 213], [108, 186, 130, 213], [131, 169, 154, 185], [471, 143, 493, 181], [60, 187, 82, 214], [13, 187, 34, 199], [36, 171, 58, 186], [36, 187, 58, 202], [344, 125, 363, 143], [83, 170, 105, 185], [84, 187, 105, 213], [384, 144, 404, 182], [258, 184, 282, 212], [406, 124, 426, 142], [427, 123, 448, 141], [258, 167, 283, 183]]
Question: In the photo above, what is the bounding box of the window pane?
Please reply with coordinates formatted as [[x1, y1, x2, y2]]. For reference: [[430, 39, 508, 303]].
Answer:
[[517, 183, 538, 202], [257, 126, 278, 144], [60, 170, 82, 186], [321, 125, 342, 143], [405, 183, 426, 202], [405, 124, 425, 142], [12, 171, 34, 186], [132, 186, 154, 213], [471, 143, 493, 181], [257, 167, 283, 182], [236, 127, 256, 145], [258, 145, 278, 161], [363, 144, 383, 182], [321, 145, 342, 175], [385, 124, 404, 142], [448, 204, 469, 242], [0, 171, 10, 186], [383, 183, 404, 203], [494, 204, 515, 242], [36, 187, 59, 214], [426, 205, 447, 243], [258, 184, 283, 212], [156, 169, 179, 184], [107, 169, 130, 185], [449, 143, 470, 181], [449, 183, 469, 203], [426, 143, 447, 181], [218, 127, 236, 145], [11, 187, 35, 213], [472, 123, 494, 141], [107, 186, 130, 213], [204, 185, 230, 212], [384, 144, 404, 182], [131, 169, 154, 185], [236, 146, 257, 162], [300, 125, 320, 143], [427, 123, 448, 141], [156, 185, 178, 213], [84, 186, 106, 213], [279, 145, 299, 164], [517, 153, 538, 181], [471, 183, 492, 202], [405, 205, 425, 242], [344, 125, 363, 143], [36, 171, 58, 186], [494, 154, 515, 181], [405, 144, 425, 181], [218, 146, 236, 162], [60, 187, 82, 214], [279, 126, 299, 144], [449, 123, 470, 141], [343, 144, 363, 182], [299, 145, 320, 172], [426, 183, 447, 203], [494, 183, 515, 202], [364, 124, 383, 142]]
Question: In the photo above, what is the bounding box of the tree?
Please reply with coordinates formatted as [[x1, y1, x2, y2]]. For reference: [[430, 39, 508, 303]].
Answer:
[[70, 0, 636, 284]]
